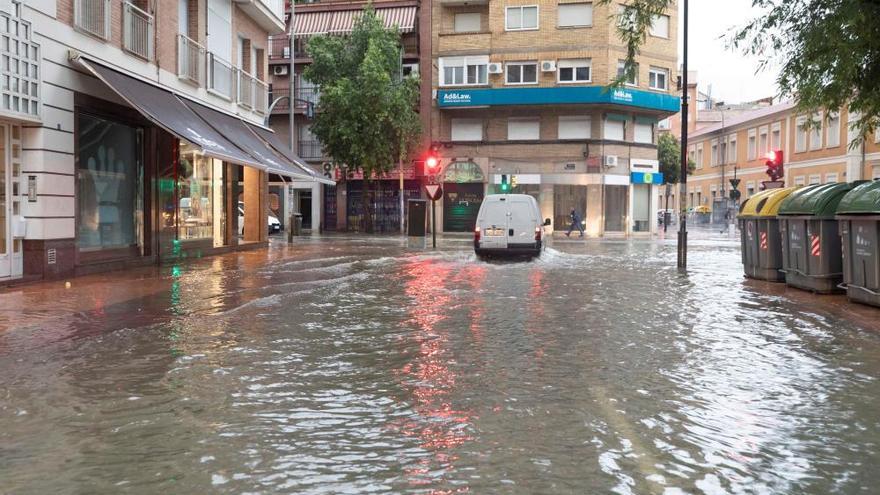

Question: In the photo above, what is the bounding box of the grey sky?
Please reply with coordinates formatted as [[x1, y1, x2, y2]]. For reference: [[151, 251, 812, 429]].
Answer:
[[679, 0, 779, 104]]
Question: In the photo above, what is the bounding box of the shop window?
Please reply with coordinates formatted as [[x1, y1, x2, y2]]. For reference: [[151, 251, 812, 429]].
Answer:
[[506, 62, 538, 85], [178, 142, 223, 242], [604, 185, 627, 232], [553, 185, 587, 231], [506, 6, 538, 31], [454, 13, 481, 33], [558, 3, 592, 27], [632, 184, 651, 232], [77, 113, 143, 252]]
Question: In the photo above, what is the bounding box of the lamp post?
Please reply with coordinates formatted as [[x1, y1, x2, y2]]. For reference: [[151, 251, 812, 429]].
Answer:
[[677, 0, 689, 270]]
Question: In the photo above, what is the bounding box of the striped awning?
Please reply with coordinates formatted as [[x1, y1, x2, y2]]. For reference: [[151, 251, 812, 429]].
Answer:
[[294, 7, 417, 37]]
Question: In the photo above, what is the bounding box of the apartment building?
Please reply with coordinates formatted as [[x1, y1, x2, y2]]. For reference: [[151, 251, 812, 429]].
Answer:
[[430, 0, 679, 236], [681, 101, 880, 219], [267, 0, 421, 232], [7, 0, 326, 283]]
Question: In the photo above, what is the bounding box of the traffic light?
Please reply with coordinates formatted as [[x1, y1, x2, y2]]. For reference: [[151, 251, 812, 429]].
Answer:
[[425, 155, 441, 174], [500, 174, 510, 193], [511, 175, 518, 189], [765, 150, 784, 181]]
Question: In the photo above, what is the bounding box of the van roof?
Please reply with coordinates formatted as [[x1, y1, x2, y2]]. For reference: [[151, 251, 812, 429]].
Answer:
[[484, 194, 535, 201]]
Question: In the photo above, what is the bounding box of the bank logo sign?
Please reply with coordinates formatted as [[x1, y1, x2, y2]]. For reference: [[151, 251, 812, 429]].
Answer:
[[441, 92, 472, 105], [611, 89, 634, 103], [437, 87, 679, 112]]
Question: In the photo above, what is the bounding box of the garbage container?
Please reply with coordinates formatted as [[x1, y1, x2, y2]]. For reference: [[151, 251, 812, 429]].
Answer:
[[778, 182, 864, 293], [737, 187, 797, 281], [836, 180, 880, 307], [407, 199, 427, 237], [288, 212, 303, 241]]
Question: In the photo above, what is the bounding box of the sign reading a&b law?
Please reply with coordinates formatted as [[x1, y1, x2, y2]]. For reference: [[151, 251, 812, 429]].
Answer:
[[631, 172, 664, 185]]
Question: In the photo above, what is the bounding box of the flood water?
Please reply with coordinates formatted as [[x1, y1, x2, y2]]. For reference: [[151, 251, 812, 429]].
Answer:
[[2, 232, 880, 494]]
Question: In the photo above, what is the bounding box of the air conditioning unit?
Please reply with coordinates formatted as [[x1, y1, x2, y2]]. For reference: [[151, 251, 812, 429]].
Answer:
[[540, 60, 557, 72], [487, 63, 503, 74], [273, 65, 289, 76], [604, 155, 619, 168]]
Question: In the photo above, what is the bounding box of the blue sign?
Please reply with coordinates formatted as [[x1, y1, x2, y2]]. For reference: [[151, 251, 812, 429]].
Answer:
[[631, 172, 664, 185], [437, 86, 680, 112]]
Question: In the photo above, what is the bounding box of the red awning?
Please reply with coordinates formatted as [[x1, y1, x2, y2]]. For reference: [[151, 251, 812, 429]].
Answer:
[[378, 7, 417, 32], [294, 7, 416, 37], [293, 10, 334, 37]]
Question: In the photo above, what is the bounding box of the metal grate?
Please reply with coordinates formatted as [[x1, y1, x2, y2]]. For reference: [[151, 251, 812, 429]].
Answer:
[[47, 248, 56, 265]]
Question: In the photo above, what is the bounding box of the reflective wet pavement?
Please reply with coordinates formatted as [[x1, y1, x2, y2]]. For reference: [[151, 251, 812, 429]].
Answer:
[[2, 231, 880, 494]]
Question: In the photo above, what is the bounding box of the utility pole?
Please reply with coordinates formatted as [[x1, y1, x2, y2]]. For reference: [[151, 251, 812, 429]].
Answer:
[[677, 0, 689, 270], [288, 11, 295, 156]]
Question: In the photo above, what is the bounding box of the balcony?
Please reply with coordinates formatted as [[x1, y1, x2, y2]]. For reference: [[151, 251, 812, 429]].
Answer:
[[298, 140, 325, 161], [207, 52, 235, 100], [234, 0, 286, 32], [268, 85, 320, 115], [0, 9, 40, 120], [122, 1, 153, 60], [74, 0, 111, 40], [238, 70, 269, 114], [177, 34, 205, 86], [269, 36, 310, 61]]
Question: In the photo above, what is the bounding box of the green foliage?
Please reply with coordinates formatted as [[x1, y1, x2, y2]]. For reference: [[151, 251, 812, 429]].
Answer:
[[304, 5, 421, 231], [597, 0, 671, 87], [657, 133, 681, 184], [731, 0, 880, 144]]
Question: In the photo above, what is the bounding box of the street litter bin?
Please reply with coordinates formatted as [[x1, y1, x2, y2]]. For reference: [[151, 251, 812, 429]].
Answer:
[[836, 180, 880, 308], [737, 187, 797, 281], [288, 212, 303, 241], [407, 199, 427, 237], [778, 182, 864, 293]]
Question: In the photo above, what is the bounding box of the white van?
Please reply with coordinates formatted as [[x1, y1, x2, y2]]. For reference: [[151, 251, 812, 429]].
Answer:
[[474, 194, 550, 258]]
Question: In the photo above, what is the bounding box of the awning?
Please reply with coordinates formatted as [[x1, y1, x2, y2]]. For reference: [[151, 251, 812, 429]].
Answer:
[[180, 99, 313, 180], [295, 7, 416, 37], [246, 123, 336, 186], [75, 56, 265, 170]]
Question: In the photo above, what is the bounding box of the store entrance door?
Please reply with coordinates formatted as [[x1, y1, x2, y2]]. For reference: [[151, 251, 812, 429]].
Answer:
[[0, 125, 20, 279], [443, 183, 484, 232]]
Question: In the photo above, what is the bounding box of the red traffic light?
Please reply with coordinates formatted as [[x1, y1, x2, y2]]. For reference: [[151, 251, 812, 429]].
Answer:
[[765, 149, 784, 181], [425, 156, 440, 172]]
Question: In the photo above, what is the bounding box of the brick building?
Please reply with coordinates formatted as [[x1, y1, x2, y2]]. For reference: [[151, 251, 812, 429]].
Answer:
[[429, 0, 679, 236], [6, 0, 324, 284], [680, 101, 880, 221]]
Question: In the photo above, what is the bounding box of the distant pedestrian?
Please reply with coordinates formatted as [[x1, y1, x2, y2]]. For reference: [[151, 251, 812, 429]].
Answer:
[[566, 209, 585, 237]]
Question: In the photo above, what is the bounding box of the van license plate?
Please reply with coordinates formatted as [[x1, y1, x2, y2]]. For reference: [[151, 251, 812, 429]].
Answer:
[[485, 228, 505, 236]]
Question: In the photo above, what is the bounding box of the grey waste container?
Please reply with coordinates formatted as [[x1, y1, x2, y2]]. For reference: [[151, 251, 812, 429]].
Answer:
[[407, 199, 427, 237], [836, 180, 880, 308], [288, 212, 303, 241], [778, 182, 864, 294], [737, 187, 796, 281]]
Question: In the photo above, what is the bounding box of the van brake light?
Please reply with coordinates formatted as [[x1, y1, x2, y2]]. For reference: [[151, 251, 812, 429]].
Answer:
[[534, 227, 541, 241], [474, 227, 481, 243]]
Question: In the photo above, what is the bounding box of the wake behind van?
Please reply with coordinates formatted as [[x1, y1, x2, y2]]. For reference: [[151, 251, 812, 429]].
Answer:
[[474, 194, 550, 258]]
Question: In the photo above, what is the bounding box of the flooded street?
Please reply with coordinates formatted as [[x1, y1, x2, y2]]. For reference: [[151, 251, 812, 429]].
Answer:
[[2, 232, 880, 494]]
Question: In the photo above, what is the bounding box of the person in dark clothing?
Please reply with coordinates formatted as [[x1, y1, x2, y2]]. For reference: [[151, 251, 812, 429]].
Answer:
[[566, 208, 585, 237]]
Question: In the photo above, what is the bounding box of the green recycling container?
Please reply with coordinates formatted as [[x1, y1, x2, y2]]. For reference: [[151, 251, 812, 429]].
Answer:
[[836, 180, 880, 308], [778, 182, 864, 294], [737, 187, 797, 281]]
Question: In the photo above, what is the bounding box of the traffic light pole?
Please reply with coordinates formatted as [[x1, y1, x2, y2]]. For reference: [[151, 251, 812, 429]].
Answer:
[[677, 0, 689, 270], [431, 200, 437, 249]]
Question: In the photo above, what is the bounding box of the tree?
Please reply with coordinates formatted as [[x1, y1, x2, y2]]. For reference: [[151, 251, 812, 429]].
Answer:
[[304, 6, 422, 232], [657, 133, 695, 184]]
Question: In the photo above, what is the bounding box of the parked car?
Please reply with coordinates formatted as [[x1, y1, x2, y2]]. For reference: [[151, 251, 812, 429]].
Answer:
[[474, 194, 550, 259], [658, 209, 676, 225], [238, 201, 282, 235]]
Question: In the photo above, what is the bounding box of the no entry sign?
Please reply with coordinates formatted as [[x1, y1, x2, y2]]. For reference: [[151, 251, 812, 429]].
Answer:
[[425, 184, 443, 201]]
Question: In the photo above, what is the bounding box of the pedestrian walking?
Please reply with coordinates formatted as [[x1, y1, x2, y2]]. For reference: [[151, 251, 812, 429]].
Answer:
[[566, 208, 585, 237]]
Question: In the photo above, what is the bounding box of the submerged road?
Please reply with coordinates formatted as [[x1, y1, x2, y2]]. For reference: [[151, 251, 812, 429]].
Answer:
[[1, 231, 879, 494]]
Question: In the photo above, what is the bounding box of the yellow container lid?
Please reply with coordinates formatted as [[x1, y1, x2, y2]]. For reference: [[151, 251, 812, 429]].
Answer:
[[738, 187, 798, 218]]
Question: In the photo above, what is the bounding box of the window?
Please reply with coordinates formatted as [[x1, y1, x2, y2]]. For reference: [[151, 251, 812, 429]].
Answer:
[[657, 118, 671, 130], [747, 129, 757, 160], [719, 139, 727, 165], [508, 118, 540, 140], [451, 119, 482, 141], [696, 143, 703, 169], [728, 135, 737, 162], [795, 116, 808, 152], [758, 126, 768, 155], [710, 139, 718, 166], [604, 117, 625, 141], [826, 112, 841, 148], [809, 174, 821, 185], [558, 59, 591, 83], [506, 6, 539, 30], [207, 0, 232, 60], [794, 175, 806, 186], [178, 143, 219, 241], [179, 0, 189, 36], [771, 123, 781, 150], [825, 173, 839, 184], [649, 14, 669, 38], [634, 121, 653, 144], [810, 112, 823, 150], [558, 116, 591, 139], [440, 56, 488, 86], [648, 67, 668, 90], [746, 182, 756, 197], [454, 13, 481, 33], [506, 62, 538, 85], [558, 3, 592, 27], [688, 146, 695, 163], [616, 60, 638, 86]]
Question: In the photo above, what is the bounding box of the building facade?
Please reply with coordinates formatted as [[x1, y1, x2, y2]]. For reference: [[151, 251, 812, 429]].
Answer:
[[267, 0, 422, 233], [680, 102, 880, 219], [430, 0, 679, 236], [6, 0, 324, 284]]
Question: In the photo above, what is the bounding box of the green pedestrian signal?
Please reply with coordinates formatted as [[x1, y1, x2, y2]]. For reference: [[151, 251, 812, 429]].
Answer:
[[500, 174, 510, 193]]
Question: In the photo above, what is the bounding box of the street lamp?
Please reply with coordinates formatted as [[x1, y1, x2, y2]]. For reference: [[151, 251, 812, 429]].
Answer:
[[677, 0, 689, 270]]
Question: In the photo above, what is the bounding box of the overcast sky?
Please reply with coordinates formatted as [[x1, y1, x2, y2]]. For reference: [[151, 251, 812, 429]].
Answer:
[[679, 0, 780, 104]]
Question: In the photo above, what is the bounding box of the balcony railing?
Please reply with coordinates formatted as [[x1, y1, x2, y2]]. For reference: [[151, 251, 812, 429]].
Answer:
[[237, 70, 268, 114], [269, 36, 291, 59], [298, 140, 325, 161], [208, 52, 235, 100], [177, 34, 206, 86], [74, 0, 111, 40], [296, 86, 320, 108], [269, 86, 290, 112], [122, 1, 153, 60]]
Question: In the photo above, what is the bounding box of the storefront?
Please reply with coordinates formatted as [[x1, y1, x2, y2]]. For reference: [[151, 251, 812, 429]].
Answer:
[[0, 123, 23, 280], [346, 179, 421, 233], [442, 161, 485, 232]]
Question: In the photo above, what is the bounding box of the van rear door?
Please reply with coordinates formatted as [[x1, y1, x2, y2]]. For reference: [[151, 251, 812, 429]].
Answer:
[[478, 200, 508, 249], [507, 198, 537, 246]]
